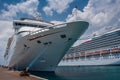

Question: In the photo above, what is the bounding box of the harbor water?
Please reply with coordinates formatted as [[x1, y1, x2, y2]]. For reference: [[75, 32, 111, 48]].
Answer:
[[30, 66, 120, 80]]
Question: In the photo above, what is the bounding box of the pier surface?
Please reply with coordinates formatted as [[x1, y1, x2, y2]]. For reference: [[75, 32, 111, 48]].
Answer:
[[0, 67, 47, 80]]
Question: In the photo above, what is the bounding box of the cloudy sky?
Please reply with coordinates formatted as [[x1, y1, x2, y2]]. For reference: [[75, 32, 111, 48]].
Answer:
[[0, 0, 120, 64]]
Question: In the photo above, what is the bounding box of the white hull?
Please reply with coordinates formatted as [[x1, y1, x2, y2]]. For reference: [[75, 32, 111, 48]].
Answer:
[[59, 58, 120, 66], [5, 21, 89, 71]]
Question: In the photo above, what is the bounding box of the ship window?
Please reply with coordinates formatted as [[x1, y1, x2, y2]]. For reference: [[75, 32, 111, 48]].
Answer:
[[17, 23, 22, 26], [49, 41, 52, 44], [15, 23, 18, 25], [60, 34, 66, 38], [43, 42, 48, 45], [68, 38, 72, 41], [37, 40, 41, 44], [49, 27, 53, 29], [43, 41, 52, 45], [38, 25, 46, 28], [14, 22, 45, 27], [17, 31, 29, 34]]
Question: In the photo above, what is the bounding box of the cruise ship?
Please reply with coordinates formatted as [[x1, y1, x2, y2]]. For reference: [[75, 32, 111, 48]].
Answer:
[[59, 29, 120, 66], [4, 18, 89, 71]]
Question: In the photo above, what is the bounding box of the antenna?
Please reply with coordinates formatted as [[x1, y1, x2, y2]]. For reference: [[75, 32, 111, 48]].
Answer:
[[34, 13, 41, 20], [75, 6, 78, 17]]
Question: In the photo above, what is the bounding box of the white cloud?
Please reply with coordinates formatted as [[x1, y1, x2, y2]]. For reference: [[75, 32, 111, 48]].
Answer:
[[0, 0, 40, 20], [43, 6, 53, 16], [0, 21, 13, 65], [51, 20, 64, 25], [69, 0, 120, 46], [43, 0, 74, 16], [90, 26, 117, 37], [67, 0, 120, 34]]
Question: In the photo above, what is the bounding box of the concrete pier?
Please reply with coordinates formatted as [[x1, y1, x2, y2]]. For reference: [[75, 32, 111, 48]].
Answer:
[[0, 67, 47, 80]]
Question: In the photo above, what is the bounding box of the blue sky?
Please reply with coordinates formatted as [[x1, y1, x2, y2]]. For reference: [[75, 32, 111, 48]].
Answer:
[[0, 0, 88, 21], [0, 0, 120, 64]]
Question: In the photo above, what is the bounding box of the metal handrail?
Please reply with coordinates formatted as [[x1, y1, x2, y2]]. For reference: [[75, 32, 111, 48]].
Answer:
[[29, 23, 67, 35]]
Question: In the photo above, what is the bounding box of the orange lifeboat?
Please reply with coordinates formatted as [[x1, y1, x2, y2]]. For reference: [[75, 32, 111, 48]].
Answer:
[[86, 52, 93, 56], [68, 54, 73, 59], [64, 55, 68, 59], [94, 51, 100, 55], [79, 53, 85, 57], [100, 50, 109, 54], [112, 48, 120, 53], [74, 53, 79, 58]]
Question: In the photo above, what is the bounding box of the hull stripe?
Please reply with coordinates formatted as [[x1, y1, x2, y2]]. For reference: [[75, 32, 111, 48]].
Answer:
[[29, 31, 62, 41]]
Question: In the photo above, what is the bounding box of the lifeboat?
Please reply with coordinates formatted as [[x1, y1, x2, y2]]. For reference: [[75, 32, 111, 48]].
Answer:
[[68, 54, 73, 59], [86, 52, 93, 56], [100, 50, 109, 54], [93, 51, 100, 55], [64, 55, 68, 59], [79, 53, 85, 57], [74, 53, 79, 58], [112, 48, 120, 53]]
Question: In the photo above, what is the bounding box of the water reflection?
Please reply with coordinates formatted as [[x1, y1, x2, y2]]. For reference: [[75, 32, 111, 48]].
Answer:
[[30, 66, 120, 80]]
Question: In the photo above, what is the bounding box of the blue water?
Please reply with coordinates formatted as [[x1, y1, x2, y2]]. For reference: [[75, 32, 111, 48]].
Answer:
[[30, 66, 120, 80]]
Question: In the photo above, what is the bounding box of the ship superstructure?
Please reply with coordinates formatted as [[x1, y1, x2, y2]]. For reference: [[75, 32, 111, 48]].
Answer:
[[59, 29, 120, 66]]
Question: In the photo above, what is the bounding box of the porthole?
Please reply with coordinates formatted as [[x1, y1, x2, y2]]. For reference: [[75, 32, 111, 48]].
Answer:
[[60, 34, 66, 38], [68, 38, 72, 41], [37, 40, 41, 44], [43, 42, 48, 45], [49, 41, 52, 44]]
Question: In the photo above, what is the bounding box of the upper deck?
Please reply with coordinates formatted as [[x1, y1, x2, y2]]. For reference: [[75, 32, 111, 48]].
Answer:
[[67, 29, 120, 54], [13, 18, 54, 30]]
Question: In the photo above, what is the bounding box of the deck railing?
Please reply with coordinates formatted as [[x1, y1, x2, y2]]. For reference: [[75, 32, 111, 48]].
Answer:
[[29, 23, 67, 35]]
